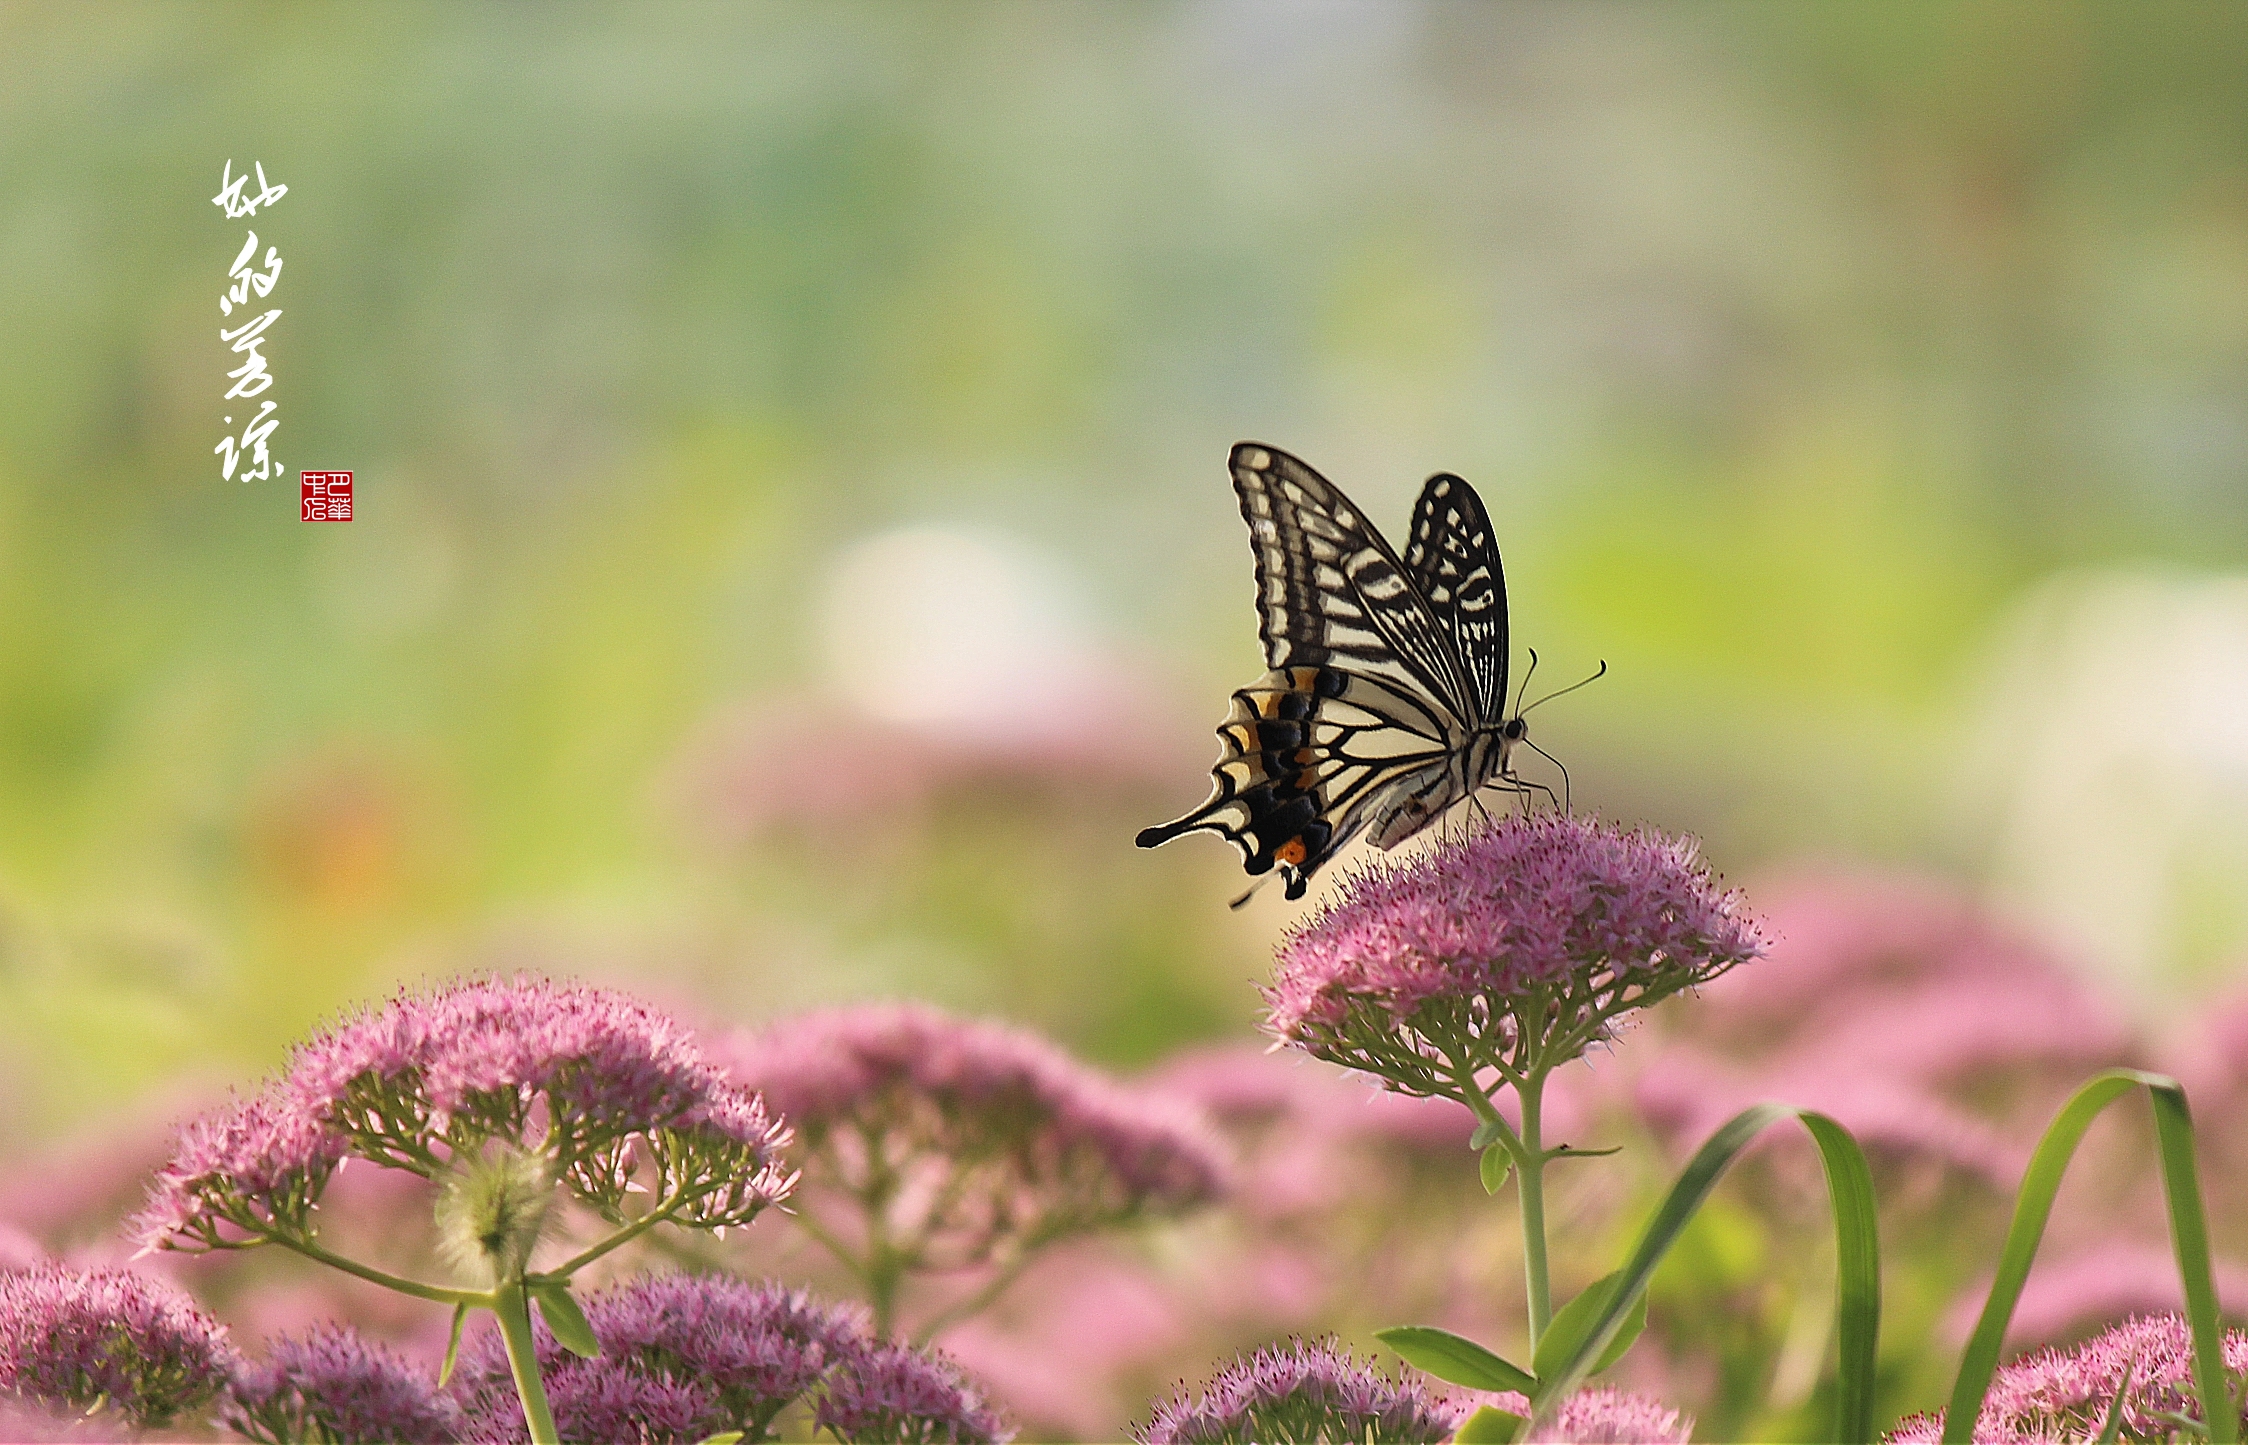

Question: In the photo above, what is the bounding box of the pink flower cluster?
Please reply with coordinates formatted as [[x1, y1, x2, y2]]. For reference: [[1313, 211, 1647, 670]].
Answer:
[[1267, 814, 1762, 1092], [132, 976, 795, 1253], [730, 1004, 1228, 1269], [1887, 1313, 2248, 1443], [815, 1338, 1013, 1444], [451, 1272, 1008, 1443], [1481, 1384, 1696, 1444], [0, 1263, 239, 1430], [223, 1321, 460, 1444], [1135, 1337, 1460, 1444], [1136, 1338, 1692, 1445]]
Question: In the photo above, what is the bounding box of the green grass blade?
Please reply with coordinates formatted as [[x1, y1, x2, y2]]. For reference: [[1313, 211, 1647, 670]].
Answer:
[[2147, 1082, 2235, 1445], [1803, 1110, 1883, 1445], [1527, 1104, 1882, 1445], [1943, 1069, 2233, 1445]]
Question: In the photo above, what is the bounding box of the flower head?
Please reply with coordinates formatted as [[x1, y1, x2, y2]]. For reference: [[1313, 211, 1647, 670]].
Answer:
[[0, 1263, 240, 1429], [132, 976, 795, 1256], [814, 1338, 1012, 1444], [1135, 1338, 1459, 1444], [1527, 1386, 1695, 1444], [1267, 815, 1762, 1098], [1885, 1313, 2248, 1443], [453, 1272, 870, 1443], [729, 1005, 1226, 1295], [223, 1322, 462, 1444]]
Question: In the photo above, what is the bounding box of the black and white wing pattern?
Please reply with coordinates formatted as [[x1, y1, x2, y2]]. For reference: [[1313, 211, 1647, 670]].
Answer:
[[1136, 443, 1508, 902], [1399, 471, 1509, 724]]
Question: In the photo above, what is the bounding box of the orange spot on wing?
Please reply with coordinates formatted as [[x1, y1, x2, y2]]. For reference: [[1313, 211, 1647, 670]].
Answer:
[[1274, 837, 1309, 866]]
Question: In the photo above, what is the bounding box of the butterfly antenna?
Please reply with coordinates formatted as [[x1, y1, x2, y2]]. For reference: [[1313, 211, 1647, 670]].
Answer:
[[1523, 738, 1572, 813], [1511, 647, 1542, 720], [1521, 659, 1609, 715]]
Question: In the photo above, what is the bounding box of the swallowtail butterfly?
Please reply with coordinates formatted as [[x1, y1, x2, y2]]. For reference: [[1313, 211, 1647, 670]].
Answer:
[[1137, 443, 1589, 904]]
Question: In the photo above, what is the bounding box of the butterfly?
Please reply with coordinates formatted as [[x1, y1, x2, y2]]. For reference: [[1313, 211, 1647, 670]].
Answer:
[[1136, 443, 1598, 904]]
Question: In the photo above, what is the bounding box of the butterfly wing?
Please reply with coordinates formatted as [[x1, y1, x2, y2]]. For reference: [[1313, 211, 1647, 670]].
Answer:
[[1230, 444, 1478, 718], [1135, 444, 1481, 899], [1399, 471, 1508, 726]]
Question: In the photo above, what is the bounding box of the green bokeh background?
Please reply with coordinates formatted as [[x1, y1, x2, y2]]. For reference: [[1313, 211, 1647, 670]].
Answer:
[[1, 2, 2244, 1150]]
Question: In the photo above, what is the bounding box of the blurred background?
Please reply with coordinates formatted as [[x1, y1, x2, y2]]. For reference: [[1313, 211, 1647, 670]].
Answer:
[[2, 3, 2246, 1438]]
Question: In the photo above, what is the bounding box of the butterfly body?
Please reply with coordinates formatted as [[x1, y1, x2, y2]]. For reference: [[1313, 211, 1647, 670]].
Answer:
[[1138, 443, 1541, 901]]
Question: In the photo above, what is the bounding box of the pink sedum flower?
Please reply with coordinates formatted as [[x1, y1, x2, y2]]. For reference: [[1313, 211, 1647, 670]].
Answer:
[[1886, 1313, 2248, 1443], [132, 976, 795, 1256], [1135, 1337, 1459, 1444], [454, 1272, 1009, 1444], [224, 1321, 462, 1444], [815, 1338, 1013, 1444], [734, 1003, 1228, 1225], [1267, 815, 1762, 1099], [729, 1004, 1226, 1334], [0, 1262, 240, 1429]]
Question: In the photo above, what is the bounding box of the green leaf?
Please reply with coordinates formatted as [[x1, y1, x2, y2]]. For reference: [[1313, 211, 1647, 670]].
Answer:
[[1532, 1271, 1646, 1382], [2094, 1360, 2135, 1445], [530, 1280, 601, 1359], [1527, 1104, 1882, 1445], [1944, 1070, 2232, 1445], [1375, 1326, 1536, 1394], [438, 1302, 469, 1388], [1470, 1118, 1507, 1150], [1452, 1404, 1525, 1443], [1480, 1143, 1512, 1195], [693, 1434, 746, 1445]]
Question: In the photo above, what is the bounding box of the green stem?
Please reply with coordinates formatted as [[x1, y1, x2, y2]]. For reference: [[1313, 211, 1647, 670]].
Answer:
[[264, 1234, 487, 1307], [1518, 1070, 1553, 1348], [494, 1279, 560, 1445], [532, 1194, 685, 1282], [867, 1241, 906, 1340]]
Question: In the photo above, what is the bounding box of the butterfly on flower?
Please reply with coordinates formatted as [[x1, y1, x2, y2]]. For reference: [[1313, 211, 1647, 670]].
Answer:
[[1137, 443, 1600, 904]]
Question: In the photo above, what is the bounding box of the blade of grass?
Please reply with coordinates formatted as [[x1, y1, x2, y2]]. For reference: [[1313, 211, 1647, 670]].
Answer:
[[1526, 1104, 1881, 1445], [1944, 1070, 2231, 1445]]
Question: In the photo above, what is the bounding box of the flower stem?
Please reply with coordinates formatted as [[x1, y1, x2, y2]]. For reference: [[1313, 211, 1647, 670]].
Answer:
[[1517, 1070, 1553, 1348], [493, 1279, 560, 1445], [533, 1194, 684, 1281], [264, 1233, 487, 1307]]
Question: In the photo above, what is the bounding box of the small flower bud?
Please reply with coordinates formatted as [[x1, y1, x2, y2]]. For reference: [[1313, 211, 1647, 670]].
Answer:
[[435, 1145, 555, 1285]]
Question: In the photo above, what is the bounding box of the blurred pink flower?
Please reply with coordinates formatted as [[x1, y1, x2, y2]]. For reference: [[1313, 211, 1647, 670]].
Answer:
[[1942, 1243, 2248, 1352], [943, 1247, 1186, 1434], [0, 1224, 41, 1274], [672, 686, 1194, 845], [1635, 1048, 2028, 1188], [0, 1262, 240, 1430], [726, 1003, 1227, 1336], [1461, 1385, 1695, 1444], [1684, 873, 2132, 1080], [1637, 872, 2135, 1186], [1146, 1044, 1604, 1219], [1887, 1313, 2248, 1443]]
